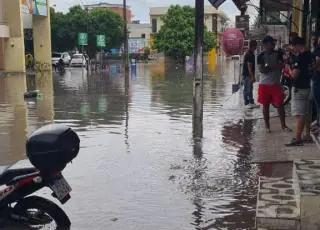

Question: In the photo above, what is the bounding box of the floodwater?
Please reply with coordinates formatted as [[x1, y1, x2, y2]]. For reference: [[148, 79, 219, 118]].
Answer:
[[0, 58, 259, 230]]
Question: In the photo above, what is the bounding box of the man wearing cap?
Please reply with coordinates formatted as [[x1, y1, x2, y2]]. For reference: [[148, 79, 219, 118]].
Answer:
[[257, 35, 291, 133], [286, 36, 313, 146]]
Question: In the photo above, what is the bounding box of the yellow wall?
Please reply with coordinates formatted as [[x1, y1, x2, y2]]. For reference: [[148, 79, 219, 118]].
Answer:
[[0, 73, 27, 164], [3, 0, 25, 72], [33, 3, 52, 72], [291, 0, 303, 36], [35, 73, 54, 121]]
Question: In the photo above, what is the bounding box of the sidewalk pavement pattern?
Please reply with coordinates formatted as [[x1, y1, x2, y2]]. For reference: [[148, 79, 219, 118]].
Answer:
[[221, 83, 320, 229]]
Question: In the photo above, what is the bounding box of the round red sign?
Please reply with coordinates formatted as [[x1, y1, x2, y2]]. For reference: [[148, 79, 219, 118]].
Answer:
[[222, 28, 244, 56]]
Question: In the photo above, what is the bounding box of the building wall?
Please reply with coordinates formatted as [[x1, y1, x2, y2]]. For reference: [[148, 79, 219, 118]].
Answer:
[[85, 4, 132, 23], [150, 5, 226, 34], [128, 23, 151, 39], [110, 7, 132, 23]]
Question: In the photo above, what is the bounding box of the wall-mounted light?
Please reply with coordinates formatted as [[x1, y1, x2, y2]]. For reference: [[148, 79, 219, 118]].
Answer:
[[10, 41, 14, 47]]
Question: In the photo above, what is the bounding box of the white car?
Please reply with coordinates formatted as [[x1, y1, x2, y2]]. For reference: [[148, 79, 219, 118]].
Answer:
[[52, 52, 71, 66], [70, 54, 86, 67]]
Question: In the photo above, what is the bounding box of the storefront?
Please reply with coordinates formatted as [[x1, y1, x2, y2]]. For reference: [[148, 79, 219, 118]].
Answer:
[[310, 0, 320, 34]]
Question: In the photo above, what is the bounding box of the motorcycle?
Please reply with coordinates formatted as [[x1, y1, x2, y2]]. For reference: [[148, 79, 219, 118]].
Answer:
[[56, 59, 65, 74], [0, 124, 80, 229]]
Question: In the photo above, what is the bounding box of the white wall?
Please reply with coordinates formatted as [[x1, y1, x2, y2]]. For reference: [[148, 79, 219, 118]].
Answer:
[[22, 13, 32, 29], [128, 23, 151, 40]]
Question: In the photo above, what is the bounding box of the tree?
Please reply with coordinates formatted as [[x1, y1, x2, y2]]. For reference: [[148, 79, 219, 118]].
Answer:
[[153, 5, 216, 63], [50, 6, 124, 57]]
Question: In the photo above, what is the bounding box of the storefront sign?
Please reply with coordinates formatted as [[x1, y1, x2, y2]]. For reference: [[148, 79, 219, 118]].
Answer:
[[21, 0, 33, 14], [33, 0, 47, 16], [128, 38, 146, 54], [21, 0, 47, 16]]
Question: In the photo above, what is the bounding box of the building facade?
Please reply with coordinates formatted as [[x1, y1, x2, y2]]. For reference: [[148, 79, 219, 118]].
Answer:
[[149, 6, 228, 35], [84, 2, 132, 23], [128, 21, 151, 52], [0, 0, 51, 73]]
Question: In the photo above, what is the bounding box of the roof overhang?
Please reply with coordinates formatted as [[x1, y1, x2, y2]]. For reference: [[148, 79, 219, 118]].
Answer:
[[209, 0, 248, 11], [261, 0, 293, 11]]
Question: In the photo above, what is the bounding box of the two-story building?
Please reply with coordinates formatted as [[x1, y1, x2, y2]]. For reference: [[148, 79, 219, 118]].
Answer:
[[0, 0, 51, 73], [149, 5, 228, 35], [149, 5, 228, 51], [84, 2, 132, 23]]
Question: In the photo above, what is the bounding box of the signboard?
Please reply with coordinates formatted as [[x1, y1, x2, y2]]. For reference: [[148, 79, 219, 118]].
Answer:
[[96, 35, 106, 47], [208, 0, 226, 9], [21, 0, 33, 14], [33, 0, 47, 16], [21, 0, 47, 16], [128, 38, 146, 54], [235, 15, 249, 39], [78, 33, 88, 46]]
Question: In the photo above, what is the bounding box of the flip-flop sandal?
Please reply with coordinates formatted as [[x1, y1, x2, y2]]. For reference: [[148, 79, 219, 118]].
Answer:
[[285, 138, 304, 147], [283, 127, 293, 132], [302, 136, 314, 143]]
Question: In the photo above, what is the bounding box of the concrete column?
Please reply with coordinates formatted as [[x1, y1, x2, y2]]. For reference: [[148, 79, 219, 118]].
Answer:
[[291, 0, 303, 36], [3, 0, 25, 72], [33, 2, 52, 72], [35, 72, 54, 121]]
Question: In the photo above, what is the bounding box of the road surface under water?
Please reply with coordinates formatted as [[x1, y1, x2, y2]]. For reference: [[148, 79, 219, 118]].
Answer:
[[0, 59, 259, 230]]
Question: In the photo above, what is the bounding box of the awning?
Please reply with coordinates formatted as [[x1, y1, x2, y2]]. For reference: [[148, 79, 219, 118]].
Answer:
[[209, 0, 249, 11], [261, 0, 294, 11], [208, 0, 226, 8]]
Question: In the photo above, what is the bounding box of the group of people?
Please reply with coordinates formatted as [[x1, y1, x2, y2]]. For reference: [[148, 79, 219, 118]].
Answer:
[[242, 32, 320, 147]]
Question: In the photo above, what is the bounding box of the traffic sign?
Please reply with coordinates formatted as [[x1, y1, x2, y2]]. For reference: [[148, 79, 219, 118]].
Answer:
[[96, 35, 106, 47], [78, 33, 88, 46]]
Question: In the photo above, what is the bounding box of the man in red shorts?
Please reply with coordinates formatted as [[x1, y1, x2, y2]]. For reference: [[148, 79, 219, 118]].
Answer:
[[257, 36, 291, 133]]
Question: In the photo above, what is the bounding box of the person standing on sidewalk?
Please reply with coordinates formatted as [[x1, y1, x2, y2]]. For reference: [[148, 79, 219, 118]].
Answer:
[[286, 36, 313, 146], [257, 36, 291, 133], [312, 34, 320, 126], [242, 40, 260, 109]]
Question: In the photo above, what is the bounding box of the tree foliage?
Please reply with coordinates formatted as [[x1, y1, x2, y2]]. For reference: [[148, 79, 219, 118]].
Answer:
[[153, 5, 216, 62], [51, 6, 124, 57]]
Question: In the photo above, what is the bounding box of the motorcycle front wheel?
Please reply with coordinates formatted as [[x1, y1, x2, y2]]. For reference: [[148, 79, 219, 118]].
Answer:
[[12, 195, 71, 229]]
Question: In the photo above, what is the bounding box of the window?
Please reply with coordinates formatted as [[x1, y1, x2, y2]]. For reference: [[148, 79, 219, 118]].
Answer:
[[141, 33, 146, 38], [212, 14, 217, 33], [152, 18, 157, 33]]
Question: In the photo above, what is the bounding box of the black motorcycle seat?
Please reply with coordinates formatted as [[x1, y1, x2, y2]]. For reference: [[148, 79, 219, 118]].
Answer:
[[0, 167, 37, 185]]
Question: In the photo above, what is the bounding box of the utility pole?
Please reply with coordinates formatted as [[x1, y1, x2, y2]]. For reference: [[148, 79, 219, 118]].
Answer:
[[193, 0, 204, 139], [123, 0, 129, 72]]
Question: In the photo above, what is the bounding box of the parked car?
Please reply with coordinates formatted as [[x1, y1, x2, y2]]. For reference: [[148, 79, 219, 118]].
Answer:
[[52, 52, 71, 66], [70, 54, 86, 67]]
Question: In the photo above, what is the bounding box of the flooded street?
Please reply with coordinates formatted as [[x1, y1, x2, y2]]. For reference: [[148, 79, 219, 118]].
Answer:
[[0, 60, 259, 229]]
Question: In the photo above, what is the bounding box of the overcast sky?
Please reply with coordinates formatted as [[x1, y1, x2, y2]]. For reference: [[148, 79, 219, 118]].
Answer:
[[51, 0, 259, 24]]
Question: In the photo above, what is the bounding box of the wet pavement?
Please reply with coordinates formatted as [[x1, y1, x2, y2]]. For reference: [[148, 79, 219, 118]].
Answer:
[[0, 59, 260, 229]]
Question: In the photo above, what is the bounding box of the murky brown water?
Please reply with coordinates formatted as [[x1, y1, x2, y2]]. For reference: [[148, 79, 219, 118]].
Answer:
[[0, 59, 259, 229]]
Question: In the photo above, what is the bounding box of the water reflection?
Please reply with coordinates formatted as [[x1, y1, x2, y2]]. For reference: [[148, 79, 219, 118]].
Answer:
[[0, 62, 259, 229], [0, 74, 27, 164], [53, 69, 129, 130]]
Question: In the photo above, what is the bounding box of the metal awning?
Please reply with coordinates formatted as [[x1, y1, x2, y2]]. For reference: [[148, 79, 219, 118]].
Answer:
[[261, 0, 294, 11], [209, 0, 248, 11], [209, 0, 294, 11]]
